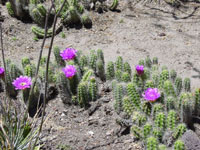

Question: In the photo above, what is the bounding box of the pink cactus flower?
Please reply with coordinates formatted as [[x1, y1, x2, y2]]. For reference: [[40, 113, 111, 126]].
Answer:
[[60, 48, 77, 61], [136, 65, 144, 75], [62, 65, 77, 78], [0, 67, 4, 77], [143, 88, 161, 102], [12, 76, 32, 90]]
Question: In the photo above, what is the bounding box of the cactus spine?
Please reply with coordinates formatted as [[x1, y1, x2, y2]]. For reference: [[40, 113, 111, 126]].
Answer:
[[106, 61, 115, 80], [174, 140, 185, 150], [88, 77, 97, 101], [77, 82, 89, 108], [146, 136, 158, 150]]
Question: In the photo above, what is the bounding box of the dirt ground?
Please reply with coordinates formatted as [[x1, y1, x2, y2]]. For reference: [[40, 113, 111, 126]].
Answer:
[[1, 0, 200, 149]]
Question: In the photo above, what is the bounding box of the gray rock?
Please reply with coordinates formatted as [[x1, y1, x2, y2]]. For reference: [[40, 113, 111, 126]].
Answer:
[[181, 130, 200, 150]]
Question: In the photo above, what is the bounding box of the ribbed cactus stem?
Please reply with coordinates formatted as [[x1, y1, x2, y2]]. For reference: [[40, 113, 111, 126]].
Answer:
[[155, 112, 166, 129], [153, 57, 158, 64], [144, 80, 154, 90], [158, 144, 166, 150], [175, 77, 182, 96], [31, 26, 53, 38], [163, 80, 176, 97], [167, 110, 177, 130], [88, 77, 97, 101], [6, 2, 14, 17], [159, 69, 169, 89], [115, 56, 123, 71], [106, 61, 115, 80], [114, 84, 124, 113], [127, 83, 141, 109], [152, 103, 163, 119], [145, 56, 152, 68], [143, 123, 152, 138], [24, 65, 35, 77], [122, 96, 135, 116], [53, 46, 65, 67], [97, 49, 104, 64], [115, 69, 122, 82], [132, 111, 147, 127], [109, 0, 118, 11], [166, 96, 175, 110], [183, 78, 190, 92], [121, 72, 131, 82], [96, 59, 106, 81], [139, 59, 145, 66], [77, 81, 89, 108], [22, 57, 31, 68], [123, 61, 132, 75], [174, 140, 185, 150], [82, 69, 94, 82], [173, 124, 186, 140], [131, 125, 142, 139], [146, 136, 158, 150], [89, 50, 97, 72], [170, 69, 177, 82]]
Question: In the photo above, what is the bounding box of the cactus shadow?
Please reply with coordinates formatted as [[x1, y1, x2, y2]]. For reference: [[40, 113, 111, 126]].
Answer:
[[192, 67, 200, 79]]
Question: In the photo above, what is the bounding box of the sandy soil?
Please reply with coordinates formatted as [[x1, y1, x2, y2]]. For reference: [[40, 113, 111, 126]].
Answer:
[[1, 0, 200, 149]]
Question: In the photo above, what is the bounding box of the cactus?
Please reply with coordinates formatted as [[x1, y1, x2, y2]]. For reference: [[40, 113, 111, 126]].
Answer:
[[56, 72, 72, 104], [180, 92, 194, 125], [30, 4, 46, 27], [170, 69, 177, 82], [153, 57, 158, 65], [183, 78, 190, 92], [121, 72, 131, 82], [77, 81, 89, 108], [31, 26, 53, 38], [139, 59, 145, 66], [115, 56, 123, 71], [131, 125, 142, 139], [145, 56, 152, 68], [53, 46, 65, 67], [115, 69, 122, 82], [173, 124, 186, 140], [6, 2, 14, 17], [163, 80, 176, 97], [106, 61, 115, 80], [143, 123, 152, 138], [144, 80, 154, 90], [194, 88, 200, 115], [96, 59, 106, 81], [167, 110, 177, 130], [81, 14, 92, 28], [79, 55, 89, 72], [152, 128, 162, 141], [21, 57, 31, 68], [132, 111, 147, 126], [123, 61, 132, 75], [109, 0, 118, 11], [114, 83, 124, 113], [175, 77, 182, 96], [82, 69, 94, 82], [146, 136, 158, 150], [152, 72, 160, 87], [174, 140, 185, 150], [24, 64, 36, 77], [88, 77, 97, 101], [127, 83, 141, 109], [158, 144, 166, 150], [159, 69, 169, 89], [141, 101, 152, 115], [89, 50, 97, 72], [143, 68, 151, 80], [166, 96, 175, 110], [122, 96, 135, 116], [96, 49, 104, 64], [155, 112, 166, 129], [152, 103, 164, 119]]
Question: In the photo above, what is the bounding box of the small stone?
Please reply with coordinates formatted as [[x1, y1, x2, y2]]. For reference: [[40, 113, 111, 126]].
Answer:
[[158, 33, 166, 37], [106, 129, 114, 136], [88, 131, 94, 137], [61, 113, 65, 117]]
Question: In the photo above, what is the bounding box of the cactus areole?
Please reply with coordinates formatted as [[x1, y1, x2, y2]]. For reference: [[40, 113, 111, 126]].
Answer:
[[12, 76, 32, 90], [62, 65, 77, 79], [136, 65, 144, 75], [60, 48, 77, 61], [143, 88, 161, 102]]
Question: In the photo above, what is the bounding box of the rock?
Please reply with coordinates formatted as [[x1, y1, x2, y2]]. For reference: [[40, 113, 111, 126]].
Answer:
[[181, 130, 200, 150], [87, 131, 94, 137]]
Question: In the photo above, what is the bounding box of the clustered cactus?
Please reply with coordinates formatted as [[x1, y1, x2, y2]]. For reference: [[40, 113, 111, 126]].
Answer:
[[110, 56, 200, 149]]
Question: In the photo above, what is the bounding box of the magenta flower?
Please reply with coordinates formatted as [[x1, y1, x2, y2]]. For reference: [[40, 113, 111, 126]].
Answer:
[[136, 65, 144, 75], [60, 48, 77, 61], [12, 76, 32, 90], [143, 88, 161, 102], [0, 67, 4, 77], [62, 65, 77, 78]]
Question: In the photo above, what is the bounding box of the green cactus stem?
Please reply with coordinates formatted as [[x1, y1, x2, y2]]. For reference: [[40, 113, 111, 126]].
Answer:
[[146, 136, 158, 150], [106, 61, 115, 80], [109, 0, 118, 11], [77, 81, 89, 108], [53, 46, 65, 67], [88, 77, 97, 101], [174, 140, 185, 150]]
